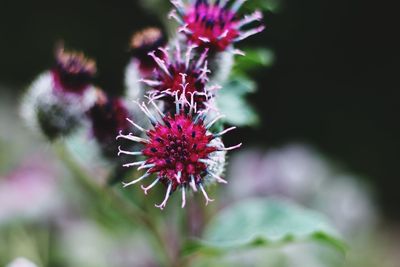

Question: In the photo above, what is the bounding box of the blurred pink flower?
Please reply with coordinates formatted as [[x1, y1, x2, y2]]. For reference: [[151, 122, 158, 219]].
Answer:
[[0, 157, 64, 224], [226, 144, 377, 235], [6, 258, 37, 267]]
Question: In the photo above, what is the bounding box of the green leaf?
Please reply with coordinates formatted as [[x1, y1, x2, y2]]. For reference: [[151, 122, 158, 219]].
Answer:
[[217, 76, 260, 127], [234, 48, 275, 74], [184, 198, 346, 256], [243, 0, 282, 13]]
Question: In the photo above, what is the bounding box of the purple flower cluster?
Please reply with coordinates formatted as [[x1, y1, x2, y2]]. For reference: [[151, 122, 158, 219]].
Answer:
[[117, 0, 263, 209], [22, 0, 264, 209]]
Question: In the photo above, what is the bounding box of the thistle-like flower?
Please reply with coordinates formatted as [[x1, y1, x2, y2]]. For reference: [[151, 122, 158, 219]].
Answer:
[[117, 98, 240, 209], [141, 42, 219, 112], [20, 46, 97, 140], [169, 0, 265, 52]]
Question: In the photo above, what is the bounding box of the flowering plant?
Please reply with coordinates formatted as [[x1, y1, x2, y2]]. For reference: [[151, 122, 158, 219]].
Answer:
[[18, 1, 346, 266]]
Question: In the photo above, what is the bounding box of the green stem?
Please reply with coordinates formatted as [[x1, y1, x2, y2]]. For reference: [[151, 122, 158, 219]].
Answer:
[[54, 142, 174, 266]]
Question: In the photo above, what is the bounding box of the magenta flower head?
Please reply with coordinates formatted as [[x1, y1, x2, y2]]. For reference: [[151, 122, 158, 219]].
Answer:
[[129, 27, 167, 76], [116, 98, 240, 209], [141, 43, 219, 112], [88, 89, 131, 157], [169, 0, 265, 52], [52, 45, 97, 95]]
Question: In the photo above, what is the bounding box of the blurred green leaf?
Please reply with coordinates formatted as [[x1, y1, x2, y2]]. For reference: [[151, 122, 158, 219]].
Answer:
[[217, 76, 260, 127], [183, 198, 346, 256], [234, 48, 275, 74], [243, 0, 282, 13]]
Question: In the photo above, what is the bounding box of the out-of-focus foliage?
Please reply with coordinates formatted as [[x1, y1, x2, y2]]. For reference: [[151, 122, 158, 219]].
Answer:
[[233, 48, 275, 75], [185, 199, 345, 257], [242, 0, 282, 13], [217, 47, 274, 127], [217, 76, 259, 126]]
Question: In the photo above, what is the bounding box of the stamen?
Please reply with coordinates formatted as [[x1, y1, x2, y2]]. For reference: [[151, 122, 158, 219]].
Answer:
[[141, 177, 160, 195], [196, 48, 209, 69], [198, 36, 211, 43], [126, 118, 145, 132], [123, 160, 146, 168], [198, 60, 211, 83], [206, 114, 225, 129], [155, 182, 172, 210], [158, 47, 170, 61], [139, 79, 163, 87], [148, 93, 167, 101], [117, 146, 142, 156], [194, 111, 207, 124], [199, 184, 214, 205], [178, 24, 193, 35], [122, 172, 151, 188], [181, 186, 186, 208], [171, 0, 185, 15], [176, 171, 182, 184], [217, 143, 242, 151], [217, 29, 229, 40], [207, 171, 228, 184], [148, 51, 172, 77], [199, 158, 217, 165], [168, 9, 184, 25], [185, 44, 198, 70], [116, 131, 150, 144], [133, 100, 158, 125], [213, 126, 237, 137], [233, 49, 246, 56], [236, 10, 263, 28], [188, 92, 195, 115], [175, 91, 181, 114], [138, 163, 156, 170], [141, 102, 161, 125], [190, 175, 198, 192], [234, 25, 266, 42], [146, 96, 166, 118]]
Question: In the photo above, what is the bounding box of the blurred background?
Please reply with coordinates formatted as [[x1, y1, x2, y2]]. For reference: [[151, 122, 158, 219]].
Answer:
[[0, 0, 399, 266]]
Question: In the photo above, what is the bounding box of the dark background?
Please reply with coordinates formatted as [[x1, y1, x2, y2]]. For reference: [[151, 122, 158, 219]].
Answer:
[[0, 0, 399, 218]]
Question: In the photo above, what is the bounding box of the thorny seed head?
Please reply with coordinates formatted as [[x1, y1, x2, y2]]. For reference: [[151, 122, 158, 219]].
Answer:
[[53, 45, 96, 94], [170, 0, 265, 52], [117, 100, 240, 209]]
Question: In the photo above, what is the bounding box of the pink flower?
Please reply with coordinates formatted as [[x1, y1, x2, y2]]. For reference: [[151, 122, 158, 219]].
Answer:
[[141, 43, 218, 112], [0, 158, 62, 223], [169, 0, 264, 52], [117, 99, 240, 209], [6, 258, 37, 267]]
